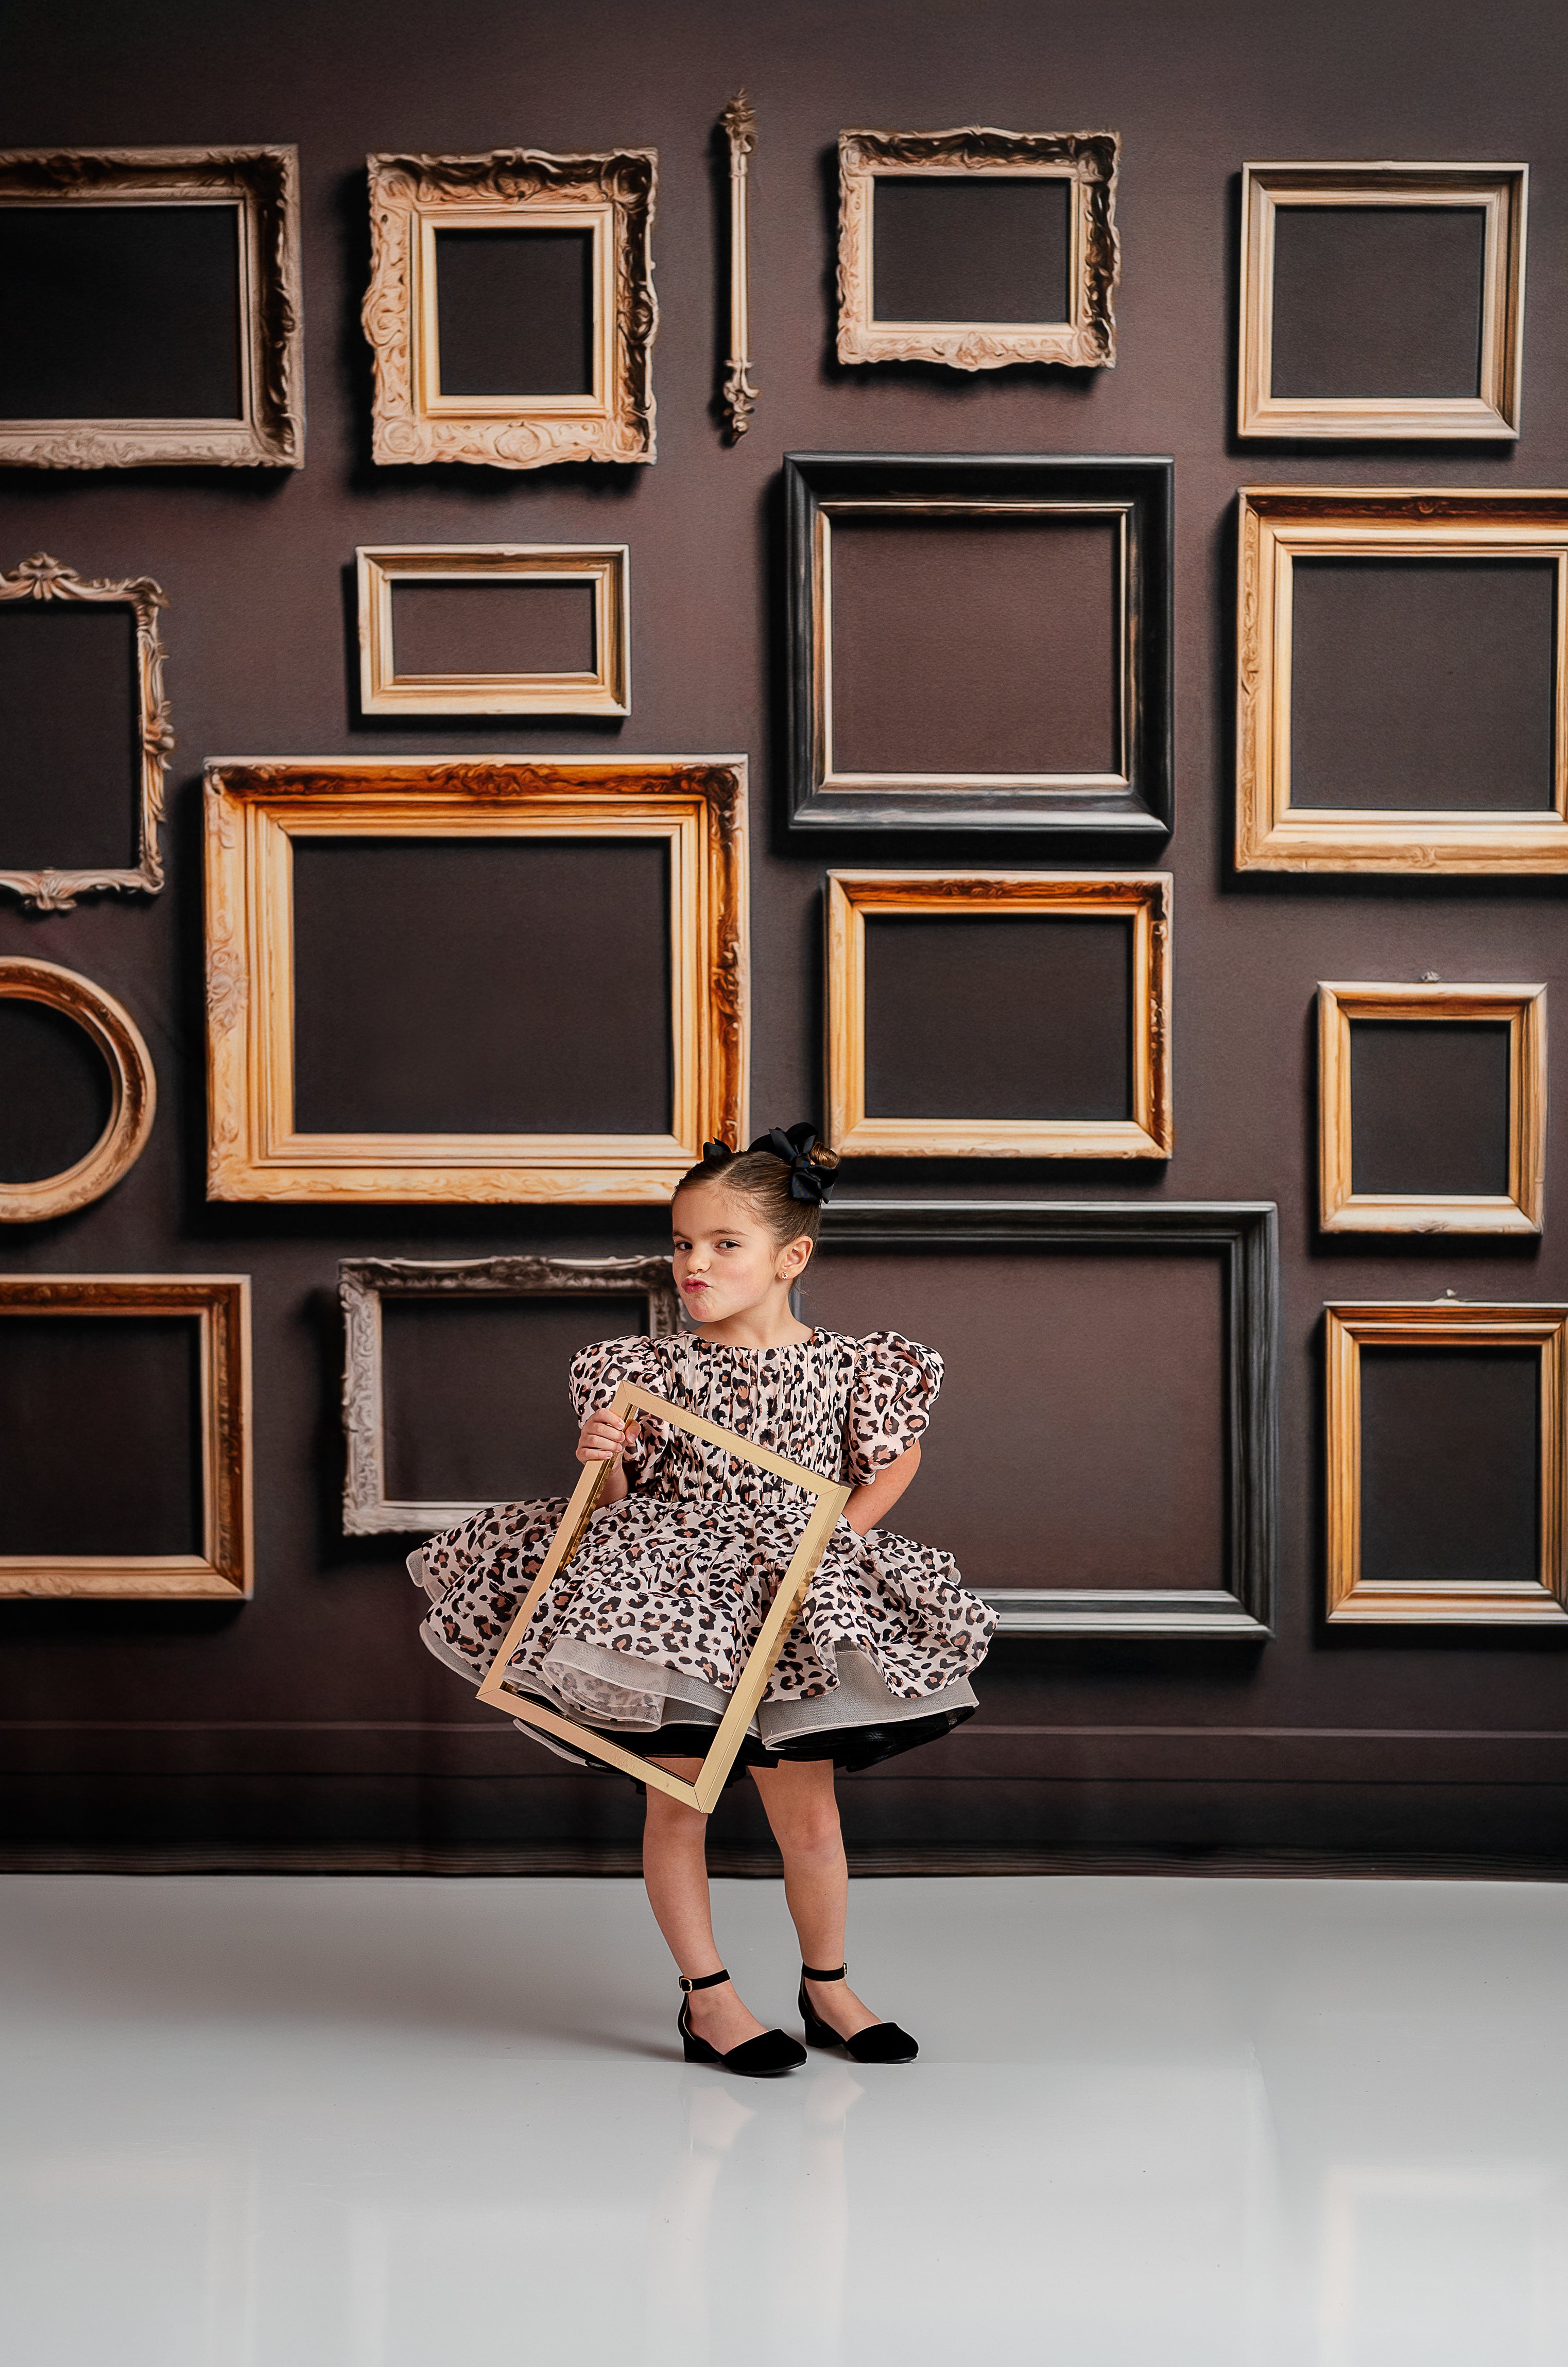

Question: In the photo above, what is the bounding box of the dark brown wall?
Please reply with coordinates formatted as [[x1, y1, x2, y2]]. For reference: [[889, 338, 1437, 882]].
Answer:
[[4, 0, 1568, 1871]]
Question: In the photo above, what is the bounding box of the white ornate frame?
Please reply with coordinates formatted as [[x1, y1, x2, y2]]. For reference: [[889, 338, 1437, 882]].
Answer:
[[0, 957, 157, 1223], [355, 543, 629, 716]]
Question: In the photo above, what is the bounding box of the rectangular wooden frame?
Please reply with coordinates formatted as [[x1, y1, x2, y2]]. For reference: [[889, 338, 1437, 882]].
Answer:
[[1325, 1301, 1568, 1624], [815, 1201, 1278, 1637], [1236, 488, 1568, 872], [1239, 162, 1527, 441], [0, 145, 303, 469], [340, 1251, 681, 1534], [0, 1276, 253, 1600], [837, 126, 1119, 371], [355, 544, 630, 716], [825, 869, 1172, 1157], [203, 756, 748, 1203], [1318, 982, 1546, 1235], [786, 453, 1172, 836], [476, 1381, 852, 1810], [363, 148, 657, 469]]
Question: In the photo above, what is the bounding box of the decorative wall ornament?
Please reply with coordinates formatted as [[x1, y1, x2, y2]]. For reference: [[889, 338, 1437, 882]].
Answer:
[[0, 957, 157, 1222], [0, 552, 173, 908], [836, 125, 1118, 371], [1239, 162, 1528, 440], [363, 147, 657, 469], [0, 1275, 253, 1599], [718, 92, 759, 438], [339, 1252, 681, 1534], [355, 543, 630, 716], [0, 146, 303, 468], [825, 869, 1173, 1159], [203, 756, 749, 1203]]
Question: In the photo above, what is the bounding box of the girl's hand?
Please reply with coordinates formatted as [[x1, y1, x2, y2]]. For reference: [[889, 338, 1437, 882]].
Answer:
[[576, 1410, 640, 1468]]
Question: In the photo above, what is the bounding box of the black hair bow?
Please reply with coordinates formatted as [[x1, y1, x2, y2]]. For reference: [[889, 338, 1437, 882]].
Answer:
[[699, 1139, 734, 1171], [748, 1121, 836, 1205]]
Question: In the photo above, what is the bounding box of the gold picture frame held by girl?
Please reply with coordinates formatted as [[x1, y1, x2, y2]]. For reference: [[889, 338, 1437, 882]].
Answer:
[[476, 1382, 852, 1810]]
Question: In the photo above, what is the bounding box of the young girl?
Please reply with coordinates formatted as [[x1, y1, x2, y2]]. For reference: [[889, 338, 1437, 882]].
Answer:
[[409, 1125, 995, 2076]]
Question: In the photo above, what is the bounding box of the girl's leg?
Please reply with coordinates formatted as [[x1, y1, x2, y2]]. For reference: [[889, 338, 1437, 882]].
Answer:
[[642, 1760, 770, 2052], [747, 1757, 881, 2041]]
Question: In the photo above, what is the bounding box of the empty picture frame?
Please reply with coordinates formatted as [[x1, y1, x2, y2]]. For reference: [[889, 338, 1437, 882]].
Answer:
[[340, 1251, 680, 1532], [363, 147, 657, 469], [1238, 163, 1527, 440], [1319, 982, 1545, 1235], [1236, 488, 1568, 872], [0, 145, 303, 468], [0, 957, 156, 1222], [356, 544, 629, 716], [1325, 1301, 1567, 1624], [837, 126, 1118, 370], [786, 453, 1172, 834], [0, 551, 171, 908], [203, 756, 748, 1203], [0, 1275, 252, 1599], [825, 870, 1171, 1157]]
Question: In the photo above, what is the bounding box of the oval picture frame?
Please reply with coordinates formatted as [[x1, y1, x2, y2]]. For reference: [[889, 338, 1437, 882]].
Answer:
[[0, 956, 156, 1221]]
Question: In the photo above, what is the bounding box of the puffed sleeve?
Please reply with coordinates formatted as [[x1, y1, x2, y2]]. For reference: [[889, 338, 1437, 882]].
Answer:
[[567, 1336, 668, 1484], [842, 1331, 944, 1484]]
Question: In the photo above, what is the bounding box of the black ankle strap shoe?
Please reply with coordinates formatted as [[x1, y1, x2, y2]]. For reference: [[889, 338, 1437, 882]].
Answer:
[[799, 1961, 918, 2064], [678, 1968, 806, 2077]]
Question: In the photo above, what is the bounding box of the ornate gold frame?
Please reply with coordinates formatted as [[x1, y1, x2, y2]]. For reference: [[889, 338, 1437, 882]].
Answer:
[[0, 957, 157, 1223], [0, 552, 172, 909], [837, 126, 1118, 371], [0, 146, 302, 468], [355, 544, 629, 716], [476, 1381, 852, 1810], [718, 93, 758, 437], [0, 1275, 253, 1600], [363, 148, 657, 469], [204, 756, 748, 1203], [1318, 982, 1546, 1236], [1325, 1301, 1568, 1625], [824, 869, 1172, 1158], [1239, 163, 1527, 440], [1236, 489, 1568, 873]]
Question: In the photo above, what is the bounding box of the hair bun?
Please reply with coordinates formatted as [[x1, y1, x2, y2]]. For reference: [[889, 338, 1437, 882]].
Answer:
[[808, 1144, 840, 1172], [748, 1122, 839, 1205]]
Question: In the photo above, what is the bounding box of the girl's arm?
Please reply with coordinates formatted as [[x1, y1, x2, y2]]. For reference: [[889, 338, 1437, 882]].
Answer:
[[576, 1409, 641, 1505], [843, 1441, 920, 1536]]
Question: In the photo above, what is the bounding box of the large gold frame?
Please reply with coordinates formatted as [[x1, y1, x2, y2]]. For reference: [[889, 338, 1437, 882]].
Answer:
[[355, 544, 629, 716], [0, 146, 303, 469], [837, 126, 1119, 370], [0, 957, 157, 1223], [1239, 163, 1527, 440], [825, 869, 1172, 1159], [1325, 1301, 1568, 1626], [1318, 982, 1546, 1236], [1236, 488, 1568, 873], [204, 756, 748, 1203], [0, 1275, 253, 1600], [476, 1381, 852, 1810], [364, 148, 657, 469]]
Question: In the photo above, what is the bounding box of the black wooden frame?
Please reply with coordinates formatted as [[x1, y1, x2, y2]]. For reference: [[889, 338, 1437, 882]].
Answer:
[[784, 453, 1174, 837], [814, 1200, 1278, 1635]]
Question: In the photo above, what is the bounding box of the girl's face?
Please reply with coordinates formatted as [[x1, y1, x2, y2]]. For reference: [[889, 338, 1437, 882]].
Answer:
[[671, 1181, 810, 1324]]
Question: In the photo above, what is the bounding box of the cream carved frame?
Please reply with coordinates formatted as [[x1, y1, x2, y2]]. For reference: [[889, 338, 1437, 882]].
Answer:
[[0, 1275, 253, 1600], [0, 146, 303, 468], [356, 544, 630, 716], [825, 870, 1173, 1159], [0, 552, 173, 908], [1239, 163, 1528, 440], [364, 148, 657, 469], [0, 957, 157, 1222], [837, 126, 1119, 371], [475, 1381, 852, 1811], [1236, 488, 1568, 873], [204, 756, 748, 1203], [718, 93, 759, 438], [1318, 982, 1546, 1235], [1325, 1301, 1568, 1625]]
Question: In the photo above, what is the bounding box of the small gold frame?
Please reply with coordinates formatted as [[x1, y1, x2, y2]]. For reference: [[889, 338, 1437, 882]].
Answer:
[[356, 545, 630, 716], [1325, 1301, 1568, 1626], [0, 957, 157, 1223], [364, 148, 657, 469], [1239, 163, 1527, 441], [0, 1275, 253, 1600], [825, 869, 1173, 1159], [476, 1381, 852, 1810], [1318, 982, 1546, 1236], [1236, 488, 1568, 874]]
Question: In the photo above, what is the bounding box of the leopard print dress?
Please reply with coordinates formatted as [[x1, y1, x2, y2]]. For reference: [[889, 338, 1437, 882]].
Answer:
[[411, 1329, 995, 1774]]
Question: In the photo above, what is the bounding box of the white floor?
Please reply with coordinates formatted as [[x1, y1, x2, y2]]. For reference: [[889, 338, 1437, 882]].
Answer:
[[2, 1875, 1565, 2366]]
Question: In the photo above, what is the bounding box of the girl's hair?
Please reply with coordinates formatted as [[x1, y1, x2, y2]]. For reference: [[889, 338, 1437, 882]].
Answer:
[[675, 1127, 840, 1249]]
